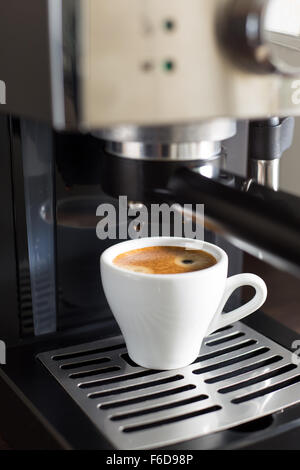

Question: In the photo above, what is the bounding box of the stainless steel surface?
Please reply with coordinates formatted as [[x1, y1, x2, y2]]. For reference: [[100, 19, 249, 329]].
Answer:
[[263, 0, 300, 75], [48, 0, 65, 129], [80, 0, 300, 127], [38, 322, 300, 449], [60, 0, 80, 128], [249, 159, 280, 191], [2, 1, 300, 129], [97, 121, 237, 143], [220, 0, 300, 76], [105, 141, 222, 161], [101, 120, 235, 161], [192, 157, 226, 180]]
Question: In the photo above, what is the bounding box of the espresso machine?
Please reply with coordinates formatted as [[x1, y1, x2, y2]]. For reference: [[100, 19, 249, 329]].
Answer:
[[0, 0, 300, 450]]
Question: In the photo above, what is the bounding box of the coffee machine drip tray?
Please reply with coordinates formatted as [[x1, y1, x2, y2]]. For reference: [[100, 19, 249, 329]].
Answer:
[[37, 322, 300, 449]]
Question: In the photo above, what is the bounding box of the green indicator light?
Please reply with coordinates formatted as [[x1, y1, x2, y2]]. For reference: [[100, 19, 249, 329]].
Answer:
[[164, 19, 175, 31], [163, 60, 175, 72]]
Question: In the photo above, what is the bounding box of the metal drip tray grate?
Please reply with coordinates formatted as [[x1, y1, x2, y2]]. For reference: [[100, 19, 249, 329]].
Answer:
[[38, 322, 300, 449]]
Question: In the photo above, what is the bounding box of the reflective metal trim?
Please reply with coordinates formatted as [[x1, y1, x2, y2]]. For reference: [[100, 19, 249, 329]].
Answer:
[[38, 322, 300, 449], [105, 141, 222, 161]]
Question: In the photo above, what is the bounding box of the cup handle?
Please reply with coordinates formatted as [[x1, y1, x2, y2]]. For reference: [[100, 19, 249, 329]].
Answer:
[[206, 274, 267, 336]]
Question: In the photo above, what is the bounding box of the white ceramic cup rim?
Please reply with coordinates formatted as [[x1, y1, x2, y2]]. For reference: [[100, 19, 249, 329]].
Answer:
[[100, 237, 227, 280]]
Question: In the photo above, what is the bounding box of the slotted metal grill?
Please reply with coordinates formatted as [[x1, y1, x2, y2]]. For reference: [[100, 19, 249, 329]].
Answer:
[[37, 322, 300, 449]]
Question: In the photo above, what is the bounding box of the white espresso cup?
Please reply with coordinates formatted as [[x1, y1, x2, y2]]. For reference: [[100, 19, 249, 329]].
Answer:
[[100, 237, 267, 370]]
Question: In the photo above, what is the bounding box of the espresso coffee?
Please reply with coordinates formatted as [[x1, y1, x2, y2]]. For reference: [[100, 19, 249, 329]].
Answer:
[[113, 246, 217, 275]]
